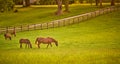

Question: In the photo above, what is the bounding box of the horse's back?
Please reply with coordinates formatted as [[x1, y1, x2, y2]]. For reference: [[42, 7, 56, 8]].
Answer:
[[19, 39, 30, 44], [4, 33, 11, 37], [36, 37, 57, 44]]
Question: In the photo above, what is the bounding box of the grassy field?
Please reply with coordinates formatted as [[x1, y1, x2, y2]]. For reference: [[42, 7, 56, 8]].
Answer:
[[0, 5, 110, 27], [0, 9, 120, 64]]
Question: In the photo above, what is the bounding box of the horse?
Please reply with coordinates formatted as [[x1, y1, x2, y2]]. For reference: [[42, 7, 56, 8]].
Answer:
[[35, 37, 58, 48], [4, 33, 12, 40], [10, 30, 16, 37], [19, 39, 32, 48]]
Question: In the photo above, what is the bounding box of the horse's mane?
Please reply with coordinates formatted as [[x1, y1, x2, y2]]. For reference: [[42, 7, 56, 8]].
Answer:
[[35, 37, 44, 44]]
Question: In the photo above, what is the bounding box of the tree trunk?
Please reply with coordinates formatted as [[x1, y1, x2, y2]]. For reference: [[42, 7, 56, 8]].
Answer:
[[23, 0, 26, 7], [89, 0, 93, 5], [64, 0, 70, 13], [23, 0, 30, 7], [111, 0, 115, 6], [25, 0, 30, 7], [95, 0, 99, 6], [80, 0, 83, 3], [99, 0, 102, 7], [55, 0, 62, 15]]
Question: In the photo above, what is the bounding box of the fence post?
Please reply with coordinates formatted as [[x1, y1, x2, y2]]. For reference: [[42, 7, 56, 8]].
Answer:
[[94, 11, 96, 17], [103, 9, 105, 14], [40, 24, 42, 30], [63, 20, 65, 26], [52, 22, 54, 28], [21, 25, 22, 32], [47, 23, 48, 29], [91, 12, 93, 18], [78, 17, 79, 23], [28, 25, 29, 31], [13, 26, 16, 32], [87, 13, 89, 20], [115, 7, 117, 11], [6, 27, 8, 33], [82, 15, 84, 21], [0, 27, 2, 34], [73, 18, 75, 24], [58, 21, 60, 27], [104, 8, 107, 14], [107, 7, 109, 13], [99, 10, 101, 15], [68, 19, 71, 25], [110, 7, 112, 12], [34, 24, 36, 30]]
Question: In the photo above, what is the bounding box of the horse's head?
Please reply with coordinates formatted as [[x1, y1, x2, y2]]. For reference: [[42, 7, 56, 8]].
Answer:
[[54, 40, 58, 46], [29, 42, 32, 48]]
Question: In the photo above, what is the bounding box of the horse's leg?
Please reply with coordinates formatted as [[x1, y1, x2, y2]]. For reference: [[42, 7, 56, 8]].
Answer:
[[20, 43, 22, 48], [9, 37, 11, 40], [47, 44, 50, 48], [14, 33, 16, 37], [50, 43, 52, 47], [5, 37, 7, 40], [25, 44, 27, 48], [28, 44, 29, 48], [38, 43, 40, 48]]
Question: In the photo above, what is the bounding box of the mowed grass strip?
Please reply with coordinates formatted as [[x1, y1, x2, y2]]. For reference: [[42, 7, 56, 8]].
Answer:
[[0, 5, 109, 27], [0, 9, 120, 64]]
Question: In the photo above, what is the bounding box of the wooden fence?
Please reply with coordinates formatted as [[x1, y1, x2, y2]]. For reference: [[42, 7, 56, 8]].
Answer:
[[0, 6, 120, 34]]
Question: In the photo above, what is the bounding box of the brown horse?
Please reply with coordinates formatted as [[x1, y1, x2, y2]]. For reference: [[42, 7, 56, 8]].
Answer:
[[4, 33, 12, 40], [11, 30, 16, 37], [35, 37, 58, 48], [19, 39, 32, 48]]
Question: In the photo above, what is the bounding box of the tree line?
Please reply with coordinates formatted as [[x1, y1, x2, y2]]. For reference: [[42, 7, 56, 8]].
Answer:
[[0, 0, 118, 15]]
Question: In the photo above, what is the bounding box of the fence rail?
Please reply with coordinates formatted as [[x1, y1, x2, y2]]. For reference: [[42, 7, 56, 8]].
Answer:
[[0, 6, 120, 34]]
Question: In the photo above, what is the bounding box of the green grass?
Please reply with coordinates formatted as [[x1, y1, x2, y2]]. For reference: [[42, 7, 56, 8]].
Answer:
[[0, 10, 120, 64], [0, 5, 110, 27]]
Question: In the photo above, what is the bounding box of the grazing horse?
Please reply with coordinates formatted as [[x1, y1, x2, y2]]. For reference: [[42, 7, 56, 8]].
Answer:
[[35, 37, 58, 48], [19, 39, 32, 48], [11, 30, 16, 37], [4, 33, 12, 40]]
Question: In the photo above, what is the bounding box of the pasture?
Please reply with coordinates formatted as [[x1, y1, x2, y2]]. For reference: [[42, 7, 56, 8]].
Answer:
[[0, 9, 120, 64], [0, 5, 109, 27]]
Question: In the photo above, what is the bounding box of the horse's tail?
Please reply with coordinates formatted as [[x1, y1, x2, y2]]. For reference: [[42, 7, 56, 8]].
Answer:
[[35, 38, 38, 44]]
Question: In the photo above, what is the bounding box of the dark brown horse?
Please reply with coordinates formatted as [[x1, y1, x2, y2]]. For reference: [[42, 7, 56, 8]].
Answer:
[[35, 37, 58, 48], [19, 39, 32, 48], [4, 33, 12, 40]]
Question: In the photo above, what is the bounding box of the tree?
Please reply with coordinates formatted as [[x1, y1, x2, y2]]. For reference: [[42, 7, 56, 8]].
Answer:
[[63, 0, 70, 13], [99, 0, 102, 7], [0, 0, 14, 12], [79, 0, 84, 3], [95, 0, 99, 6], [23, 0, 30, 7], [89, 0, 93, 5], [55, 0, 62, 15], [111, 0, 115, 6], [13, 0, 23, 5]]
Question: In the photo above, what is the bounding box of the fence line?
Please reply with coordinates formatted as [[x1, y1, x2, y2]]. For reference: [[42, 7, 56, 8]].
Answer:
[[0, 6, 120, 34]]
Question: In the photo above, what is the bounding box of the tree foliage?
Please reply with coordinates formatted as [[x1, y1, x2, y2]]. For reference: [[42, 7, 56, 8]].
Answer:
[[0, 0, 14, 12]]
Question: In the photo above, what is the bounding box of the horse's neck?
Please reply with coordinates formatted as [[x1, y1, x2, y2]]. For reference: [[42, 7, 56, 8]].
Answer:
[[53, 39, 57, 43]]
